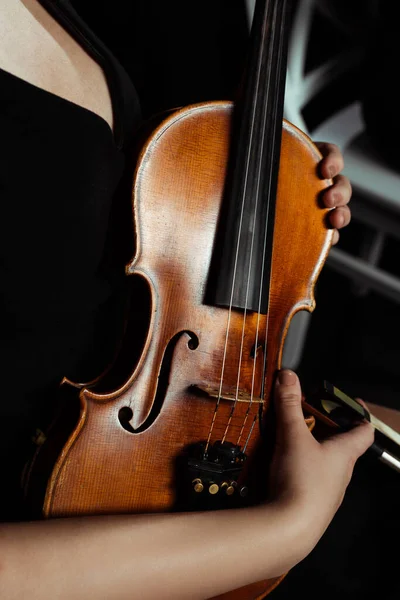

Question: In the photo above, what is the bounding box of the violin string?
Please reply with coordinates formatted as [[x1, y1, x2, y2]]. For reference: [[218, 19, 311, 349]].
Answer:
[[236, 0, 281, 443], [222, 1, 278, 446], [243, 414, 258, 453], [236, 0, 287, 445], [203, 0, 270, 457], [260, 0, 288, 396]]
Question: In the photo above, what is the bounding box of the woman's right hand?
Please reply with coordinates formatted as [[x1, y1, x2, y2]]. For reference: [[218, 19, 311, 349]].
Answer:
[[267, 369, 374, 555]]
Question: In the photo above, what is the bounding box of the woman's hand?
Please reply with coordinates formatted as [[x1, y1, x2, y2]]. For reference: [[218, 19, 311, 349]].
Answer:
[[268, 370, 374, 554], [316, 141, 352, 245]]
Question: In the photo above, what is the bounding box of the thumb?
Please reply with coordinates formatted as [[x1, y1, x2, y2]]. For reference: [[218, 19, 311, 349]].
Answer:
[[274, 370, 309, 439]]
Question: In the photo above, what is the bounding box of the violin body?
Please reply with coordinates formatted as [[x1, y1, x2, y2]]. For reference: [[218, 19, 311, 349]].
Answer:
[[25, 101, 332, 599]]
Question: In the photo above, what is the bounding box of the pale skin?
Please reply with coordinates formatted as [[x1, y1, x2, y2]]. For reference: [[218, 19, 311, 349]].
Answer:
[[0, 1, 383, 599], [0, 371, 374, 600]]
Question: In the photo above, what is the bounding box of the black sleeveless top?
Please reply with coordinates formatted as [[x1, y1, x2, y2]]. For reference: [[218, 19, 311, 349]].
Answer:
[[0, 0, 142, 521]]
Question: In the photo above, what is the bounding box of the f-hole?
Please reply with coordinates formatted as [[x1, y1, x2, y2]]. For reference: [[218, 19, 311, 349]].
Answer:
[[118, 330, 199, 433]]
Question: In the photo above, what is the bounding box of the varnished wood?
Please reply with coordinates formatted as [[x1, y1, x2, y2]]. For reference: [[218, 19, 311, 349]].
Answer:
[[25, 102, 332, 599]]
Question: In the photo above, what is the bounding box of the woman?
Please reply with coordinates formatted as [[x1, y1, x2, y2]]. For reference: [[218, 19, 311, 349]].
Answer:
[[0, 1, 370, 598]]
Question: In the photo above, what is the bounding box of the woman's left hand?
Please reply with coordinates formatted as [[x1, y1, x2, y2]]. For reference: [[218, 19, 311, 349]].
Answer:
[[316, 141, 352, 245]]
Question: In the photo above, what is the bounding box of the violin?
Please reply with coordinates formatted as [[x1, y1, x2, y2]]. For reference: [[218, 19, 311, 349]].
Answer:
[[24, 0, 334, 597]]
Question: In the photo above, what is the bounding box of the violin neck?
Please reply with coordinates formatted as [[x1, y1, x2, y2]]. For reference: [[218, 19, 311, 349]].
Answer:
[[210, 0, 292, 313], [244, 0, 291, 141]]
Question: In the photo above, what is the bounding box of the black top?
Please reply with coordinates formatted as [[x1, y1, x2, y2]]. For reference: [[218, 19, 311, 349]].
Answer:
[[0, 0, 142, 521]]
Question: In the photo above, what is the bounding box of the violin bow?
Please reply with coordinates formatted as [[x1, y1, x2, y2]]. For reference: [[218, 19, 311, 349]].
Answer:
[[303, 381, 400, 474]]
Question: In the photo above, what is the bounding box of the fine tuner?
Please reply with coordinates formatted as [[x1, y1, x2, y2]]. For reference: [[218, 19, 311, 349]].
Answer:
[[192, 477, 248, 497]]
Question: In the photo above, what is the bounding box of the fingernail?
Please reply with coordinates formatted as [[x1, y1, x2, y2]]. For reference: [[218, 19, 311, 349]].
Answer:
[[278, 370, 296, 385], [328, 166, 336, 178]]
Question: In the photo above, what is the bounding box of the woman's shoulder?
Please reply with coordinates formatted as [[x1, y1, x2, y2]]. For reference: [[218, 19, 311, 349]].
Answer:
[[41, 0, 143, 149]]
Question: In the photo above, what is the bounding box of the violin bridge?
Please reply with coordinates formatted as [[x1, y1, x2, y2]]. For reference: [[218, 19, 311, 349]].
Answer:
[[192, 384, 264, 404]]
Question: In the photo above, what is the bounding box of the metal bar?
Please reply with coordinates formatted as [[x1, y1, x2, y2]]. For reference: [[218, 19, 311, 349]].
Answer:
[[326, 247, 400, 304]]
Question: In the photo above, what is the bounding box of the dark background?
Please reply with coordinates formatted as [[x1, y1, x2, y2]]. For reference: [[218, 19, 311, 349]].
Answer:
[[69, 1, 400, 598]]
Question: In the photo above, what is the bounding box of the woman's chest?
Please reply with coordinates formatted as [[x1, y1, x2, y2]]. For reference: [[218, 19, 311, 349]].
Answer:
[[0, 0, 114, 133]]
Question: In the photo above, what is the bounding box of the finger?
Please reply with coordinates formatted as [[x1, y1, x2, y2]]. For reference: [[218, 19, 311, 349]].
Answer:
[[323, 174, 352, 208], [331, 229, 340, 245], [355, 397, 369, 410], [328, 205, 351, 230], [274, 370, 309, 437], [323, 420, 375, 463], [314, 142, 344, 179]]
